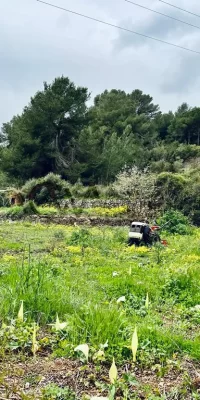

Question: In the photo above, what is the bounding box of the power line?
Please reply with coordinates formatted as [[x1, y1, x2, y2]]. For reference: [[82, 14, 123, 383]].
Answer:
[[158, 0, 200, 19], [125, 0, 200, 31], [36, 0, 200, 55]]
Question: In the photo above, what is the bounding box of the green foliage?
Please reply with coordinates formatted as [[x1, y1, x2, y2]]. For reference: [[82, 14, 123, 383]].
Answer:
[[23, 201, 38, 215], [0, 201, 38, 218], [83, 186, 100, 199], [0, 321, 35, 354], [0, 172, 9, 189], [0, 222, 200, 398], [0, 77, 89, 180], [42, 384, 76, 400], [155, 172, 187, 209], [0, 75, 200, 225], [0, 223, 200, 365], [158, 210, 190, 234], [169, 106, 200, 145], [22, 173, 71, 204], [69, 228, 91, 247]]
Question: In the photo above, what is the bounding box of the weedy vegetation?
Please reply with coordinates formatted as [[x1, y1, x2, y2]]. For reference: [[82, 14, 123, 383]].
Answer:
[[0, 222, 200, 399]]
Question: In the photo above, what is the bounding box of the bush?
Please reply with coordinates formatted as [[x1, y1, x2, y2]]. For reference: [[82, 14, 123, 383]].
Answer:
[[175, 144, 200, 162], [83, 185, 100, 199], [69, 179, 85, 198], [22, 173, 71, 205], [23, 200, 38, 215], [155, 172, 187, 209], [112, 167, 155, 206], [182, 181, 200, 226], [0, 191, 10, 207], [191, 210, 200, 226], [158, 210, 190, 234]]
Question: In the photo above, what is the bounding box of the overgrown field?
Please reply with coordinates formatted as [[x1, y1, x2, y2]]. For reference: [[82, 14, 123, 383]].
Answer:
[[0, 222, 200, 399]]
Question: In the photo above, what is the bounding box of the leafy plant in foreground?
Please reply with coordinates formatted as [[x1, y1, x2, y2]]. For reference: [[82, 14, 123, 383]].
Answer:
[[42, 384, 76, 400]]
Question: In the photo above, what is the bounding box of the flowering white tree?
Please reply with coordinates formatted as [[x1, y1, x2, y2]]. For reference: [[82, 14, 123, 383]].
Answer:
[[112, 166, 156, 212]]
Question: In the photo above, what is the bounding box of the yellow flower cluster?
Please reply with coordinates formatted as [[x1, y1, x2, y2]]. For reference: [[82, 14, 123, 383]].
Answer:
[[66, 245, 82, 254], [124, 246, 150, 254], [86, 206, 128, 217], [2, 254, 16, 262]]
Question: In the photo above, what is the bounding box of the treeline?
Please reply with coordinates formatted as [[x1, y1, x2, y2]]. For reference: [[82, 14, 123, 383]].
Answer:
[[0, 76, 200, 186]]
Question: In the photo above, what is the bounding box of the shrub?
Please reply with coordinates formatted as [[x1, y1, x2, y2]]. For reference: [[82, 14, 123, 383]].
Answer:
[[158, 210, 190, 234], [42, 384, 76, 400], [0, 191, 10, 207], [191, 210, 200, 226], [182, 181, 200, 226], [112, 167, 155, 208], [175, 144, 200, 162], [83, 185, 100, 199], [155, 172, 187, 209], [22, 173, 71, 205], [23, 200, 38, 215], [69, 178, 85, 198]]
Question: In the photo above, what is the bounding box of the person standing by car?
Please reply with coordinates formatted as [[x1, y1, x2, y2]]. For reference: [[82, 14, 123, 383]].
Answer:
[[142, 220, 151, 245]]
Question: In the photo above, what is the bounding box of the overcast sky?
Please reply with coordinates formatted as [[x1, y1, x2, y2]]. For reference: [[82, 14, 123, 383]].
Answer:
[[1, 0, 200, 126]]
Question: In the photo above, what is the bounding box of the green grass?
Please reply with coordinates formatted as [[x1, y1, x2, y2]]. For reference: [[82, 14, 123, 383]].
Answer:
[[0, 222, 200, 368]]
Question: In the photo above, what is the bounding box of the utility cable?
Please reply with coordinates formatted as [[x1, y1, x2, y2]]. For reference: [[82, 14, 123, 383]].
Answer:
[[158, 0, 200, 19], [36, 0, 200, 55], [125, 0, 200, 31]]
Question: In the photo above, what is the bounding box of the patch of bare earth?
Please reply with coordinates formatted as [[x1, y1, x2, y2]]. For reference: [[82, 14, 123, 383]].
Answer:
[[0, 357, 200, 399]]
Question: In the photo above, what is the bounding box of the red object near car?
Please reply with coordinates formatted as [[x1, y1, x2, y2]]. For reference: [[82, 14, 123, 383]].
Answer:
[[151, 225, 160, 231]]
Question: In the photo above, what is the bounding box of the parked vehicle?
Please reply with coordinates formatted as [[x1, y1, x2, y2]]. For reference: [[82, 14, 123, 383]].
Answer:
[[128, 221, 167, 246]]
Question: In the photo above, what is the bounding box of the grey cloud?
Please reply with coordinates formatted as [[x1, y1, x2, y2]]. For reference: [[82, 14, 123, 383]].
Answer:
[[1, 0, 200, 127], [161, 50, 200, 93], [114, 10, 197, 52]]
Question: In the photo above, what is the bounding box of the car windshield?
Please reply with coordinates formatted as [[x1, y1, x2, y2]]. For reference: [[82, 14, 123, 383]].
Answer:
[[130, 224, 142, 232]]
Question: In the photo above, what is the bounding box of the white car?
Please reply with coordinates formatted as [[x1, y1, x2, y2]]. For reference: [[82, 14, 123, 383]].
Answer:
[[128, 221, 161, 246]]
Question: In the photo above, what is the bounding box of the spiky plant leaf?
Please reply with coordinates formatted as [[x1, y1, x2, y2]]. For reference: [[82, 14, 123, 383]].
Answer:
[[31, 323, 39, 357], [145, 293, 149, 310], [109, 358, 118, 384], [17, 301, 24, 322], [75, 344, 89, 362], [117, 296, 126, 303], [131, 327, 138, 362], [55, 314, 67, 331]]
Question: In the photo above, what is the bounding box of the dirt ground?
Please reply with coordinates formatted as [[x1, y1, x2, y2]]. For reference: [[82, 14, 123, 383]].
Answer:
[[0, 357, 200, 399]]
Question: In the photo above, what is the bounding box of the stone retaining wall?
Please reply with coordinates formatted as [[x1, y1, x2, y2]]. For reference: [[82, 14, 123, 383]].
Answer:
[[60, 198, 160, 211], [0, 210, 160, 226]]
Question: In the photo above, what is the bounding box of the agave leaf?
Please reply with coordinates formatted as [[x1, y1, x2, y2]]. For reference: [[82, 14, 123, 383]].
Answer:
[[145, 293, 149, 310], [75, 344, 89, 362], [31, 323, 39, 357], [109, 358, 118, 384], [17, 301, 24, 322], [55, 314, 67, 331], [131, 327, 138, 362]]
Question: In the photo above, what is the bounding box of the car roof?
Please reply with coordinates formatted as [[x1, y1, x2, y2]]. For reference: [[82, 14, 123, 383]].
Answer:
[[131, 222, 145, 225]]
